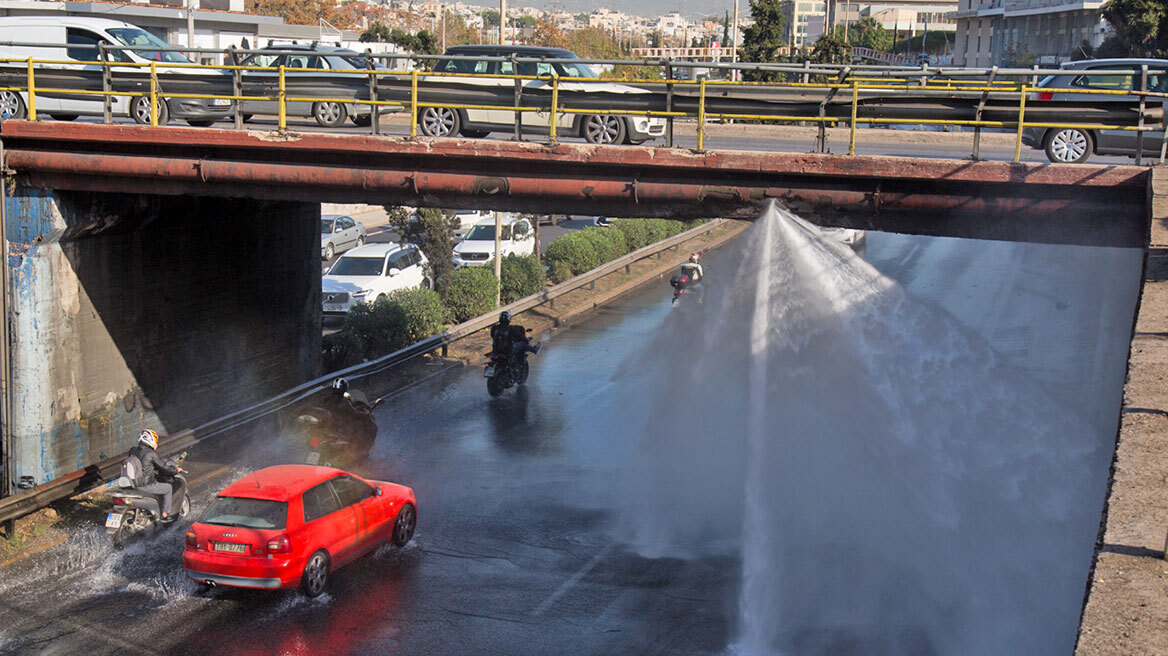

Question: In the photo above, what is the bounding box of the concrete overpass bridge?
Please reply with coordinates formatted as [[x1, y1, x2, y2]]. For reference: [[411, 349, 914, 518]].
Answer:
[[0, 120, 1156, 497]]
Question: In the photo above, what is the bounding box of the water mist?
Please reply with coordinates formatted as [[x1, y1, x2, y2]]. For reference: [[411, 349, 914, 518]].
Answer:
[[616, 202, 1122, 655]]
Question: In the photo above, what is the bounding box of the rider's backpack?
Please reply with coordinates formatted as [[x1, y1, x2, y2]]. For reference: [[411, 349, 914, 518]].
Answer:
[[120, 454, 146, 488]]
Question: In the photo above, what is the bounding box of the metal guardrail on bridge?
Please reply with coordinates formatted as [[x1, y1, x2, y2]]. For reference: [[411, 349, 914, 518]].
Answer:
[[0, 219, 724, 527], [0, 42, 1163, 163]]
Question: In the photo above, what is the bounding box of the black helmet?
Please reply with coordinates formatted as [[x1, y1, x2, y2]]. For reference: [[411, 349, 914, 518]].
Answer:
[[499, 311, 511, 324], [331, 377, 348, 393]]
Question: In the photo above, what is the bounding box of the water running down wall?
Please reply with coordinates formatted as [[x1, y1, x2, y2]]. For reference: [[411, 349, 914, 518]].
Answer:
[[615, 202, 1142, 655]]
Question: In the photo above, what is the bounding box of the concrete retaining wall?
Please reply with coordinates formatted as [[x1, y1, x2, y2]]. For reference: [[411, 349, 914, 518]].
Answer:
[[2, 186, 321, 493]]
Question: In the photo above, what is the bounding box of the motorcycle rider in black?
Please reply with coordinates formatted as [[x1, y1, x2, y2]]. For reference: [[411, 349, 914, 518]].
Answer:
[[128, 429, 180, 522], [321, 377, 377, 456], [489, 311, 541, 360]]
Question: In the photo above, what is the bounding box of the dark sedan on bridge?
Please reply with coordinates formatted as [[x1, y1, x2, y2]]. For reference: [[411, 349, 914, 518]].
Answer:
[[183, 465, 417, 597]]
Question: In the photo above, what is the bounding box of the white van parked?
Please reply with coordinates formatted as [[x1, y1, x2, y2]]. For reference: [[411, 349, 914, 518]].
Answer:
[[0, 16, 232, 125]]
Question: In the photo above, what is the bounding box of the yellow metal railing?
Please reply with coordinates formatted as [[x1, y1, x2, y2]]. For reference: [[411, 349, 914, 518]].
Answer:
[[1, 56, 1164, 162]]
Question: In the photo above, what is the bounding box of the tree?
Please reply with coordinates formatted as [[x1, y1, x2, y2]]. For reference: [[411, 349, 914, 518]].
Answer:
[[839, 17, 892, 52], [360, 24, 440, 55], [515, 15, 538, 29], [483, 10, 501, 28], [810, 32, 849, 65], [1102, 0, 1168, 56], [385, 207, 459, 292], [740, 0, 787, 81], [247, 0, 356, 29], [531, 20, 570, 50], [567, 27, 624, 59]]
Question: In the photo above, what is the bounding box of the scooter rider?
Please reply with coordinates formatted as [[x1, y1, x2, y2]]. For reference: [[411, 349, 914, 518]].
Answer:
[[490, 311, 541, 360], [128, 429, 181, 522], [322, 377, 376, 455]]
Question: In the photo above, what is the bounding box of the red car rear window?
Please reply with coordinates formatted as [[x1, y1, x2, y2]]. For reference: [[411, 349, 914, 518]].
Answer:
[[199, 496, 288, 530]]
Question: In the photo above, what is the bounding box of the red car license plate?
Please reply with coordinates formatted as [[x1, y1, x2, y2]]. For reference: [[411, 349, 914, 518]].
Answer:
[[213, 542, 247, 554]]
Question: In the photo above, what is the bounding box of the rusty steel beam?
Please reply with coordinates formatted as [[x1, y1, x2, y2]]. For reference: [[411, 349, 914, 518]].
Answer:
[[0, 122, 1151, 248]]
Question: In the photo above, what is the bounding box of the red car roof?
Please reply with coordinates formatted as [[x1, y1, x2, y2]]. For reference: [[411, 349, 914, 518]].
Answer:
[[218, 465, 346, 502]]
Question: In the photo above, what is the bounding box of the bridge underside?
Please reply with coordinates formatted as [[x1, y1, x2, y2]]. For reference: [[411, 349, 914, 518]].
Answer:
[[0, 122, 1151, 249]]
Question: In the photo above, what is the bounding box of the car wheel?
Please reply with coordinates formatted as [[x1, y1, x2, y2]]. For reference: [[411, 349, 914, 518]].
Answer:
[[131, 96, 169, 125], [582, 114, 626, 144], [1044, 128, 1093, 164], [422, 277, 433, 290], [313, 101, 348, 128], [186, 120, 215, 127], [460, 129, 490, 138], [351, 114, 372, 127], [375, 294, 387, 304], [50, 113, 78, 121], [0, 91, 26, 119], [355, 236, 365, 248], [419, 107, 460, 137], [391, 504, 416, 547], [300, 549, 331, 598], [323, 242, 335, 261]]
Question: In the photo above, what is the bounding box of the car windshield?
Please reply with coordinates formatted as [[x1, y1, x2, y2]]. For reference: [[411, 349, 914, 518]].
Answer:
[[107, 28, 190, 64], [554, 60, 596, 78], [329, 256, 384, 276], [321, 220, 335, 235], [199, 497, 288, 529], [465, 224, 511, 241]]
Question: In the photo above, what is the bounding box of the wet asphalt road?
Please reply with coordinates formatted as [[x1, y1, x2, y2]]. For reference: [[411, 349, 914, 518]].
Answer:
[[0, 272, 736, 656]]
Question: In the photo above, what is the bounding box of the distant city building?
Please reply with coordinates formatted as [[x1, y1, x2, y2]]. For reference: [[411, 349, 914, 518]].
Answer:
[[788, 0, 956, 49], [953, 0, 1108, 67]]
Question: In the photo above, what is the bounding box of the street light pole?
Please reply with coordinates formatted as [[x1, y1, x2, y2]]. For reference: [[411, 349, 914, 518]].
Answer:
[[731, 0, 739, 81], [499, 0, 507, 45], [187, 0, 196, 59]]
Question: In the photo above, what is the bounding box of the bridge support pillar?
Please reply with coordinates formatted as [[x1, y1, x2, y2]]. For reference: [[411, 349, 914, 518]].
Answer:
[[1, 184, 321, 494]]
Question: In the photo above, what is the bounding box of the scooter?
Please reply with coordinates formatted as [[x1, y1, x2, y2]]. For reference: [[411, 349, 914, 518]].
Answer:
[[107, 452, 190, 549], [299, 395, 383, 467], [485, 329, 533, 397], [670, 275, 704, 308]]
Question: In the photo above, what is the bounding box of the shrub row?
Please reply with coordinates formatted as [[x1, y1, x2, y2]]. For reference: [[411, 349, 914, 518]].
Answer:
[[544, 219, 695, 284], [322, 255, 547, 371]]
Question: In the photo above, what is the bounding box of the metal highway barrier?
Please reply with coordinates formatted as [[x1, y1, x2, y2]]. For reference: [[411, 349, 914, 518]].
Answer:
[[0, 219, 723, 527], [0, 42, 1162, 162]]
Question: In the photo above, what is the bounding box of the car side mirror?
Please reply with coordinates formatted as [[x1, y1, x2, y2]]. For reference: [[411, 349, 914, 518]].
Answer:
[[374, 487, 383, 497], [335, 226, 344, 233], [388, 268, 401, 277]]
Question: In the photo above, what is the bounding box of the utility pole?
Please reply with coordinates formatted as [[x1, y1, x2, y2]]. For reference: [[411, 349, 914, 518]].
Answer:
[[731, 0, 739, 81], [441, 4, 446, 52], [494, 211, 503, 308], [500, 0, 507, 45], [187, 0, 196, 60]]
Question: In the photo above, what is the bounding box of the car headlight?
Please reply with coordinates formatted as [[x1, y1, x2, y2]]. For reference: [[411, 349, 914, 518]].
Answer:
[[352, 289, 371, 297]]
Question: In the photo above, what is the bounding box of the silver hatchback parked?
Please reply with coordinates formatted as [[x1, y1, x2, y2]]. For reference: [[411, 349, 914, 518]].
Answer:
[[321, 215, 367, 260], [1022, 58, 1168, 164]]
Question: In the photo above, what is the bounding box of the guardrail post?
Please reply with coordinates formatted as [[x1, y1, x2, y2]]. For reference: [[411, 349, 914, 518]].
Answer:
[[848, 79, 859, 156], [410, 69, 419, 139], [230, 47, 243, 131], [548, 73, 559, 145], [25, 58, 35, 121], [367, 50, 380, 136], [149, 62, 158, 127], [665, 58, 675, 148], [1136, 65, 1146, 167], [971, 66, 997, 160], [802, 60, 810, 85], [1013, 85, 1028, 163], [99, 43, 112, 125], [697, 76, 706, 152], [277, 64, 286, 135], [512, 53, 523, 142]]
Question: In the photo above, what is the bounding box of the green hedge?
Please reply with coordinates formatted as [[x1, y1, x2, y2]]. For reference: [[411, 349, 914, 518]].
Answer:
[[321, 329, 366, 372], [387, 287, 446, 345], [440, 266, 499, 322], [500, 254, 547, 304], [545, 231, 602, 283], [546, 219, 696, 284], [322, 287, 446, 372]]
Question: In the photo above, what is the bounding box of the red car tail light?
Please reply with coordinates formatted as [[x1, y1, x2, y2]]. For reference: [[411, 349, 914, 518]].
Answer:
[[1035, 91, 1053, 101], [267, 534, 292, 554], [308, 437, 322, 448], [185, 530, 197, 547], [112, 497, 126, 505]]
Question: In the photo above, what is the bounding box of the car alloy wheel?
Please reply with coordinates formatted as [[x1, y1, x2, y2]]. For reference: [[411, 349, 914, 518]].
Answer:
[[131, 96, 168, 125], [313, 101, 347, 128], [324, 242, 335, 260], [1045, 128, 1091, 164], [0, 91, 25, 119], [391, 504, 416, 546], [355, 236, 365, 248], [420, 107, 459, 137], [301, 550, 330, 598], [582, 114, 625, 144]]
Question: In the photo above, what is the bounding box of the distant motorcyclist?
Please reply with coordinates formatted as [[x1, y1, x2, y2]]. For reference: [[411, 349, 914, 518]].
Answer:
[[684, 252, 704, 282], [490, 311, 541, 360], [321, 377, 376, 456], [127, 429, 180, 522]]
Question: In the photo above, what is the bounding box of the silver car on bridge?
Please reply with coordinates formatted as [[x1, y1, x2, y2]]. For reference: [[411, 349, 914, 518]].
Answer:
[[1022, 58, 1168, 164]]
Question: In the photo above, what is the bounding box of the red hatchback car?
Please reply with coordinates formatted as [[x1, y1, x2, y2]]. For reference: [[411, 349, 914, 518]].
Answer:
[[183, 465, 416, 597]]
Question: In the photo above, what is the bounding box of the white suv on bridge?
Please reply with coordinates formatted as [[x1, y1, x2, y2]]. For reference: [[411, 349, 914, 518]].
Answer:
[[322, 243, 431, 315]]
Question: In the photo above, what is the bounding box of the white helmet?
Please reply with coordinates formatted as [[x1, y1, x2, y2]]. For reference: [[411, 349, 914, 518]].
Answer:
[[689, 252, 701, 264], [138, 429, 159, 450]]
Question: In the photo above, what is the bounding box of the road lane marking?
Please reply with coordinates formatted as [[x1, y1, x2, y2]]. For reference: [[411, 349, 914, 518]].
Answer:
[[531, 544, 612, 617], [0, 533, 68, 568], [187, 464, 231, 488]]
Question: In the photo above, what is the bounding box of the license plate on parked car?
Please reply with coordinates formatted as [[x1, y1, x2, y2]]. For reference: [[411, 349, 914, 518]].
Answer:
[[484, 366, 495, 378], [306, 451, 320, 465], [213, 542, 247, 554], [105, 512, 123, 529], [324, 304, 342, 313], [212, 98, 231, 106]]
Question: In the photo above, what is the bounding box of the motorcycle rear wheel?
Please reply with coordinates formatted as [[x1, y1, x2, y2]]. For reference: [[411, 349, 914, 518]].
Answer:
[[516, 360, 530, 385], [487, 374, 504, 397]]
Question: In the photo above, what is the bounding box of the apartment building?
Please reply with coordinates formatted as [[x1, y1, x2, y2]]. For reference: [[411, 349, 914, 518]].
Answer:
[[954, 0, 1108, 67]]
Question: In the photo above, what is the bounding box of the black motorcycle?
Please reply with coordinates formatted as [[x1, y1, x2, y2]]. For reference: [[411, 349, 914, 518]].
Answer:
[[299, 395, 382, 467], [670, 272, 704, 308], [107, 452, 190, 548], [485, 329, 533, 397]]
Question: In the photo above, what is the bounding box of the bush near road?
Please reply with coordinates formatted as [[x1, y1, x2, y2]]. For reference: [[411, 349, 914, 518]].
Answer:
[[440, 266, 500, 322], [546, 219, 692, 283], [322, 288, 446, 371], [500, 254, 547, 304]]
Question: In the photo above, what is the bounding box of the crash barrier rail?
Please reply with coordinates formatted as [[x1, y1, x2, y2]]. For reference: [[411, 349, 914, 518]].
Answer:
[[0, 218, 725, 526], [0, 42, 1164, 163]]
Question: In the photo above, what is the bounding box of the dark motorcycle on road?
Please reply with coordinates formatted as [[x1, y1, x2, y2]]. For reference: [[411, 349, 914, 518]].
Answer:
[[298, 394, 383, 467], [485, 329, 533, 397], [107, 452, 190, 548], [670, 264, 705, 308]]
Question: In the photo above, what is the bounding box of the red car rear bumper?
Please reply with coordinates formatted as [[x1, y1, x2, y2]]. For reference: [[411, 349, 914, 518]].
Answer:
[[183, 549, 305, 590]]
